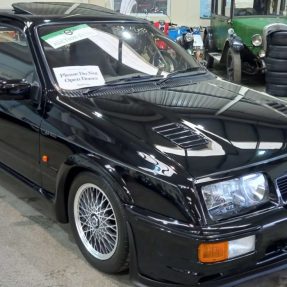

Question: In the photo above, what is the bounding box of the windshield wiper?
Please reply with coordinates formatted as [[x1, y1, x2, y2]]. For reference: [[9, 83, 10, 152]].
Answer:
[[106, 74, 164, 85], [157, 67, 206, 85], [83, 74, 164, 95]]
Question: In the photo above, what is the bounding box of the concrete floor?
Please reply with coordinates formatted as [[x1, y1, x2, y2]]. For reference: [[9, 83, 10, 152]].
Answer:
[[0, 170, 130, 287], [1, 170, 287, 287]]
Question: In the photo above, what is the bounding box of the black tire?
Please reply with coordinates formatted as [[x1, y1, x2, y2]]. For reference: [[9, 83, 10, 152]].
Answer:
[[266, 83, 287, 97], [68, 171, 129, 274], [226, 48, 241, 84], [265, 58, 287, 72], [204, 34, 214, 68], [268, 45, 287, 60], [269, 31, 287, 46], [266, 71, 287, 84]]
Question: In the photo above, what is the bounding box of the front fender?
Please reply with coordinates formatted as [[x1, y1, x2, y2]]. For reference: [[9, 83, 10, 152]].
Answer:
[[228, 33, 244, 53], [221, 36, 244, 63], [54, 153, 133, 223], [54, 153, 198, 225]]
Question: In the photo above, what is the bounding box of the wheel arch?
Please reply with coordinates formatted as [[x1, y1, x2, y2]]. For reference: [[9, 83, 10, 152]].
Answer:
[[221, 40, 230, 64], [54, 154, 132, 223], [221, 35, 244, 64]]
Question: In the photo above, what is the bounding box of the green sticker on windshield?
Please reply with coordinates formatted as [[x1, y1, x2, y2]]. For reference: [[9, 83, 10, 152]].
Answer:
[[41, 24, 96, 49]]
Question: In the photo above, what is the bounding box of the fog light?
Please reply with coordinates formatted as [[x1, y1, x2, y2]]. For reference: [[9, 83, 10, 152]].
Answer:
[[259, 50, 266, 58], [198, 235, 255, 263]]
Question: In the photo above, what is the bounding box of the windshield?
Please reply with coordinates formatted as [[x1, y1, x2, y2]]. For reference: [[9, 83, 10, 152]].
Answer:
[[38, 22, 198, 90], [234, 0, 287, 16]]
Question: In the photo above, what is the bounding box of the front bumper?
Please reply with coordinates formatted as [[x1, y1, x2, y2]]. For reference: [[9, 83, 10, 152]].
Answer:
[[126, 205, 287, 286]]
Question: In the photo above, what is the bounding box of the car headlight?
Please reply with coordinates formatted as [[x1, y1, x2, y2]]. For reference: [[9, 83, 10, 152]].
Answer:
[[202, 173, 269, 220], [184, 32, 194, 42], [259, 49, 266, 58], [252, 34, 262, 46]]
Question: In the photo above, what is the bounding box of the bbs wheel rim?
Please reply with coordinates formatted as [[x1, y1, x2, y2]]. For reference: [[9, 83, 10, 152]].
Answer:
[[74, 183, 118, 260]]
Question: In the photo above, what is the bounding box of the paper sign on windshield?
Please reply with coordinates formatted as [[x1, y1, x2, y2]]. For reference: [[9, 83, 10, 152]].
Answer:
[[41, 24, 96, 49], [53, 66, 105, 90]]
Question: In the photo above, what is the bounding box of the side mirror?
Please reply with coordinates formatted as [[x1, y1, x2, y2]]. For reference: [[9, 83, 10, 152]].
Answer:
[[0, 79, 31, 100]]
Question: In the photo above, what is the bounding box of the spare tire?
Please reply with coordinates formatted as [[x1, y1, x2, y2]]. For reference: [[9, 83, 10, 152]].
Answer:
[[266, 83, 287, 97], [265, 58, 287, 72], [269, 31, 287, 46], [266, 71, 287, 84], [267, 45, 287, 59]]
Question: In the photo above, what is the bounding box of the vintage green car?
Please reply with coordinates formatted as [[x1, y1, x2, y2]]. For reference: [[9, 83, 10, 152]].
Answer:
[[204, 0, 287, 97]]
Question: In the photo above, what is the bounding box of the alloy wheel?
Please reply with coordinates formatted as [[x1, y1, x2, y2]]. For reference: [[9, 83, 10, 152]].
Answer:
[[74, 183, 118, 260]]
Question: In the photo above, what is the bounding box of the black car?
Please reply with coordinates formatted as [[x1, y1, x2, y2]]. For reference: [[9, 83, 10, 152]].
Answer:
[[1, 2, 287, 287]]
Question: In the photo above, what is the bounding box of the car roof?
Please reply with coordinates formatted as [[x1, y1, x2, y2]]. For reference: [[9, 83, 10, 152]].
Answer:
[[0, 2, 144, 25]]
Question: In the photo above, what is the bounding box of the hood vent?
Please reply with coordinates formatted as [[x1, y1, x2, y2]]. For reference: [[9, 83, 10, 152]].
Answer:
[[153, 123, 209, 149], [266, 102, 287, 115]]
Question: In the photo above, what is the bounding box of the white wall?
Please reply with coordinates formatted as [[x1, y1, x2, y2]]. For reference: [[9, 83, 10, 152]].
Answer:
[[169, 0, 210, 26], [89, 0, 111, 8], [1, 0, 210, 27], [90, 0, 210, 27]]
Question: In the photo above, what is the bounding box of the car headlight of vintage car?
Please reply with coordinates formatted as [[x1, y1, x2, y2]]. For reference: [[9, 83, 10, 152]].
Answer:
[[184, 32, 194, 42], [202, 173, 269, 220], [252, 34, 262, 46]]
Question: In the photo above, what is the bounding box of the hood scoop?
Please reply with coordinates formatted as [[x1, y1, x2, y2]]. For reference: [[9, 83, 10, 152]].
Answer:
[[153, 123, 209, 150]]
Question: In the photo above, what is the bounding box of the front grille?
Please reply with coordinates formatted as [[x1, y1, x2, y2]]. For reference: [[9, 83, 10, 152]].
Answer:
[[276, 175, 287, 202], [152, 122, 209, 149]]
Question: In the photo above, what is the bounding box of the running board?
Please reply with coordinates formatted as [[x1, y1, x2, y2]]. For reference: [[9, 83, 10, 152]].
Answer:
[[209, 52, 222, 62]]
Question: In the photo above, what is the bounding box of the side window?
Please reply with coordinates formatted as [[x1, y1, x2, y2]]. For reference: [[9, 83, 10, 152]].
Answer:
[[234, 0, 258, 16], [225, 0, 232, 17], [0, 27, 36, 83], [217, 0, 231, 16], [217, 0, 223, 15]]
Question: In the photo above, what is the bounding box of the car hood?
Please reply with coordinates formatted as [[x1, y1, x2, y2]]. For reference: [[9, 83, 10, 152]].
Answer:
[[233, 17, 287, 48], [64, 77, 287, 179]]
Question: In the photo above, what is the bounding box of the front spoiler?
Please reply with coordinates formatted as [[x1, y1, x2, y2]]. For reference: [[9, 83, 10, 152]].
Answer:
[[131, 255, 287, 287], [126, 205, 287, 287]]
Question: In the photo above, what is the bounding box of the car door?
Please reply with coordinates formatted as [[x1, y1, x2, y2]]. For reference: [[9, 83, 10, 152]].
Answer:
[[0, 25, 42, 186], [211, 0, 233, 50]]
